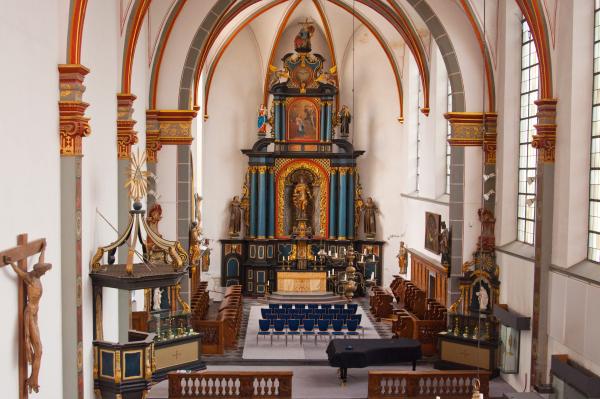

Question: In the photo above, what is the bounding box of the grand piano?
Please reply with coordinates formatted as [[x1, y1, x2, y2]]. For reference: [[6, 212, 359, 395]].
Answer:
[[326, 338, 422, 382]]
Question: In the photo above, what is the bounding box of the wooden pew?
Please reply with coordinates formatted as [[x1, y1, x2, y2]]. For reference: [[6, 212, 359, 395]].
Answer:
[[370, 286, 394, 320], [368, 370, 489, 398]]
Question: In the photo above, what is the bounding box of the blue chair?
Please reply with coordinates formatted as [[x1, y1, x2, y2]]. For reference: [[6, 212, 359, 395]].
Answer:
[[301, 319, 317, 345], [350, 314, 362, 324], [269, 304, 280, 310], [334, 304, 345, 311], [331, 319, 345, 338], [282, 304, 293, 310], [317, 319, 330, 341], [329, 308, 341, 316], [272, 319, 287, 345], [347, 304, 359, 314], [261, 308, 271, 319], [257, 319, 271, 344], [322, 317, 332, 327], [345, 319, 361, 338], [315, 308, 325, 317], [307, 304, 318, 310], [287, 319, 301, 343], [294, 304, 306, 310]]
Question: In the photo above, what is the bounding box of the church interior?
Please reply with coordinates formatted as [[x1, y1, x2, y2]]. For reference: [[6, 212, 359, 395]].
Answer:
[[2, 0, 600, 398]]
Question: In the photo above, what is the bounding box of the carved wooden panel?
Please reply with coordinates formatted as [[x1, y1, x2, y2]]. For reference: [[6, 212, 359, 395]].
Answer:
[[409, 250, 447, 306]]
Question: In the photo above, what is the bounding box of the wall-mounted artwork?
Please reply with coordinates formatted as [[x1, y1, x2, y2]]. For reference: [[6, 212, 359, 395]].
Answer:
[[287, 98, 319, 142], [424, 212, 441, 254]]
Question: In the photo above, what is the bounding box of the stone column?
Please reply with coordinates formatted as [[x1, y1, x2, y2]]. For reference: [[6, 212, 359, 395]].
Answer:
[[329, 168, 338, 239], [116, 93, 138, 343], [59, 63, 90, 399], [530, 98, 557, 390], [444, 112, 497, 305], [347, 168, 355, 239]]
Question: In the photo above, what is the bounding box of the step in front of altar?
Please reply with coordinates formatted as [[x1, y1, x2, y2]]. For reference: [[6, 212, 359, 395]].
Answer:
[[257, 291, 347, 304]]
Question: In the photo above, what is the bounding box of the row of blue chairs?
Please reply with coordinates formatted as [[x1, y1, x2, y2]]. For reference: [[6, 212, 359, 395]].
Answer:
[[261, 313, 362, 326], [261, 307, 357, 319], [268, 303, 359, 312], [257, 318, 362, 345]]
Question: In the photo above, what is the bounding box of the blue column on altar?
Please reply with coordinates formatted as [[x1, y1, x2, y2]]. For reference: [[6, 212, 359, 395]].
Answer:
[[281, 101, 286, 141], [250, 168, 258, 237], [347, 169, 355, 239], [338, 168, 348, 240], [274, 100, 281, 141], [325, 101, 333, 141], [268, 168, 275, 238], [320, 102, 327, 142], [257, 167, 267, 239], [329, 169, 338, 238]]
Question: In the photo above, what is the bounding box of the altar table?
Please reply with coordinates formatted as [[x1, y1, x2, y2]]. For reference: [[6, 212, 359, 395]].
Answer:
[[276, 271, 327, 292]]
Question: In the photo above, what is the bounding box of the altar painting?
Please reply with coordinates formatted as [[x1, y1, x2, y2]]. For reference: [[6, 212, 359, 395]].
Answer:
[[287, 98, 319, 142]]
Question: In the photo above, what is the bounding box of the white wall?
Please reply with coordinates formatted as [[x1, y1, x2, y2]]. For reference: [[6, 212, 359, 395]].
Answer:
[[200, 27, 262, 290], [0, 1, 64, 397]]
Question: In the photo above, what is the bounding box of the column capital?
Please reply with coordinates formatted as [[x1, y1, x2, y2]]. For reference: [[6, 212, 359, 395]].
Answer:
[[532, 98, 558, 163], [145, 111, 162, 163], [444, 112, 497, 147], [59, 64, 91, 156], [117, 93, 137, 160], [147, 109, 198, 146]]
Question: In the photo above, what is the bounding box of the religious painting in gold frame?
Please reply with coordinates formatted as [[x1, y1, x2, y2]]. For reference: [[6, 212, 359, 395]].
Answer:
[[286, 97, 319, 142], [425, 212, 441, 254]]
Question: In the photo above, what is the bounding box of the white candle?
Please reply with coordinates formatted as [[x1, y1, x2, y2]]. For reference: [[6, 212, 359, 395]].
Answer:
[[370, 272, 375, 281], [363, 248, 367, 255]]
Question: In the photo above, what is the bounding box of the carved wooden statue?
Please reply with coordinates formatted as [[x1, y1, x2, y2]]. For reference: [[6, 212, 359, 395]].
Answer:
[[8, 259, 51, 393], [228, 196, 242, 238], [439, 222, 450, 267], [292, 175, 312, 220], [338, 105, 352, 138], [363, 197, 379, 239], [397, 241, 408, 274]]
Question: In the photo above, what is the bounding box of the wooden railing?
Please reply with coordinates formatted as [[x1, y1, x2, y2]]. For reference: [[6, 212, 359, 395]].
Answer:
[[168, 371, 293, 398], [368, 370, 489, 399]]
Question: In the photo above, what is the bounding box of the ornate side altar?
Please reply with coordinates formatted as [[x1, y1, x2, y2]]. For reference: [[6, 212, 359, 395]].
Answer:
[[220, 23, 384, 296]]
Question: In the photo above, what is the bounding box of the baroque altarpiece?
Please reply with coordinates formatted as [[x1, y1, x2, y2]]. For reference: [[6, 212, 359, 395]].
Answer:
[[220, 26, 383, 296]]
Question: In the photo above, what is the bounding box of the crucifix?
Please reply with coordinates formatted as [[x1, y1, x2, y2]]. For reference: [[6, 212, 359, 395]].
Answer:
[[0, 233, 49, 399]]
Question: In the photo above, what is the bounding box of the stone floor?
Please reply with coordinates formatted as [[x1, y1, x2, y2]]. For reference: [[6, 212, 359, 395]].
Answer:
[[149, 297, 517, 398]]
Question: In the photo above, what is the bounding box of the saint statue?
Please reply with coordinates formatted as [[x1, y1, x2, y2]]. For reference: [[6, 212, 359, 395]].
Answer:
[[257, 104, 268, 136], [228, 196, 242, 238], [189, 221, 201, 267], [153, 287, 162, 311], [8, 259, 51, 393], [363, 197, 379, 239], [292, 175, 312, 220], [439, 222, 450, 267], [201, 239, 211, 272], [396, 241, 408, 274], [338, 105, 352, 138], [294, 20, 315, 52], [476, 285, 489, 311]]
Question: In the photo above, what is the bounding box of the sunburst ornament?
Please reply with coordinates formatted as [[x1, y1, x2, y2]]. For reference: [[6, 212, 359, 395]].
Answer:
[[125, 149, 149, 202]]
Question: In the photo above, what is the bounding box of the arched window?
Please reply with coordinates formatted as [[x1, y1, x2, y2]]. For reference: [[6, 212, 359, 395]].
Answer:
[[588, 1, 600, 261], [517, 18, 539, 245]]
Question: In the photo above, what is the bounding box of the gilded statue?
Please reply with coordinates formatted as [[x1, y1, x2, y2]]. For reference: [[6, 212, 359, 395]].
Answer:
[[241, 174, 250, 237], [228, 196, 242, 238], [189, 221, 201, 268], [147, 203, 167, 262], [292, 175, 312, 220], [396, 241, 408, 274], [363, 197, 379, 239], [201, 239, 211, 272], [294, 19, 315, 52], [338, 105, 352, 138], [8, 258, 52, 393]]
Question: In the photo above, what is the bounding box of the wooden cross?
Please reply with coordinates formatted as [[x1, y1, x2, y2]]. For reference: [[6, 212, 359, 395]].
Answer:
[[0, 233, 47, 399]]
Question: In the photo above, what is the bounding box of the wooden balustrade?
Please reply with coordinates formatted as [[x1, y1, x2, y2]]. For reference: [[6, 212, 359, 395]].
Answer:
[[368, 370, 489, 399], [168, 371, 293, 398]]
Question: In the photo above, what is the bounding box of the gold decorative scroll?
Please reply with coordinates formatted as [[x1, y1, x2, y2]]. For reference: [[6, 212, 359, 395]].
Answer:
[[117, 93, 138, 160], [145, 109, 198, 146], [59, 64, 91, 156], [444, 112, 497, 147], [532, 98, 558, 163]]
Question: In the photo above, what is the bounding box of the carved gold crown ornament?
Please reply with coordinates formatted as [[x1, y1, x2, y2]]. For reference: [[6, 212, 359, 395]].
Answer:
[[91, 151, 187, 276]]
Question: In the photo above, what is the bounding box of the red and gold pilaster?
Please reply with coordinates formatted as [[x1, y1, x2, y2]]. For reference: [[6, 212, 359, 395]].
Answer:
[[59, 64, 91, 156], [532, 98, 557, 163]]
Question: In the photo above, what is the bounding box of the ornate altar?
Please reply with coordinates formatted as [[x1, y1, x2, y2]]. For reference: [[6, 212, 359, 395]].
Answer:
[[220, 23, 384, 295], [436, 208, 501, 377]]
